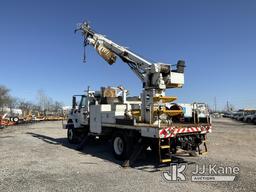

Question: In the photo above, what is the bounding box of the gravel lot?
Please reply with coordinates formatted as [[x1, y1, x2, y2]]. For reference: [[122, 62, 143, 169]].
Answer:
[[0, 119, 255, 192]]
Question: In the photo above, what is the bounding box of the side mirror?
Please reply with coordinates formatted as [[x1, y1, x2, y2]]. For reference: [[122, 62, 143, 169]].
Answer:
[[72, 96, 76, 109]]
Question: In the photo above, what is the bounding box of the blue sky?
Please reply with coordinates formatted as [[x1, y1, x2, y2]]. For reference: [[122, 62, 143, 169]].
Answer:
[[0, 0, 255, 110]]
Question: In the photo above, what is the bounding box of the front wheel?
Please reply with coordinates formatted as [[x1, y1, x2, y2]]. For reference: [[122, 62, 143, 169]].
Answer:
[[112, 132, 131, 160], [67, 127, 78, 144]]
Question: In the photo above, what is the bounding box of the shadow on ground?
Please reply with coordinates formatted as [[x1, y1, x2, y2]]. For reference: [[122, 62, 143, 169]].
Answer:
[[26, 132, 196, 172]]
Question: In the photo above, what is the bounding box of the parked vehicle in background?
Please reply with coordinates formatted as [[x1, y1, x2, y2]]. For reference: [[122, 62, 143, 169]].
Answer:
[[230, 112, 239, 119], [243, 112, 256, 123], [223, 110, 256, 124], [233, 112, 244, 121], [1, 112, 21, 123], [223, 112, 233, 118], [178, 102, 211, 123], [211, 112, 222, 118], [253, 114, 256, 124], [232, 109, 256, 122], [236, 113, 245, 121]]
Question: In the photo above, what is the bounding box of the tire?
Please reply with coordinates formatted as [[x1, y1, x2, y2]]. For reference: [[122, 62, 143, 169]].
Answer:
[[13, 117, 19, 123], [253, 118, 256, 125], [247, 118, 252, 124], [112, 132, 132, 160], [67, 126, 78, 144]]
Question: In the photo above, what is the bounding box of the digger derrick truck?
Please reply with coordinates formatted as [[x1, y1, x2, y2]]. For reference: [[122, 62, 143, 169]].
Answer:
[[65, 22, 212, 165]]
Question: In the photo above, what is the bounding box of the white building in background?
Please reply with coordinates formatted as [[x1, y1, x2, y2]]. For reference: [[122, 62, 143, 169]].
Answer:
[[62, 106, 72, 115], [62, 106, 72, 111], [1, 107, 22, 115]]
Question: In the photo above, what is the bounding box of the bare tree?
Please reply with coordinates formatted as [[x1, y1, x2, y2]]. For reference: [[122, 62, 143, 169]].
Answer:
[[0, 86, 63, 117], [36, 90, 49, 112], [53, 101, 63, 113], [0, 85, 12, 113], [46, 97, 54, 112], [36, 90, 63, 114], [18, 100, 33, 115]]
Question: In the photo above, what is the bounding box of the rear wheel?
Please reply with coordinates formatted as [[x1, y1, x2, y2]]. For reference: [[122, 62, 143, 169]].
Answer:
[[112, 132, 132, 160]]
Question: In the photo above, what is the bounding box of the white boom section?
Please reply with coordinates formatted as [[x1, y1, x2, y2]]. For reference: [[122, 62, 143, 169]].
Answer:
[[87, 33, 151, 82]]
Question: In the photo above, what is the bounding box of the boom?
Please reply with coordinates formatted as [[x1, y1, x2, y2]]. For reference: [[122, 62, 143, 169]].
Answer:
[[75, 22, 185, 90]]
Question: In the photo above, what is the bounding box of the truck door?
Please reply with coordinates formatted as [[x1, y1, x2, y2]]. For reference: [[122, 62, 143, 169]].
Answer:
[[77, 95, 88, 125]]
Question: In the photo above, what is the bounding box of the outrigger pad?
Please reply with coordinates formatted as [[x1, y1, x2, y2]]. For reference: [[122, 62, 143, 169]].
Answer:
[[198, 141, 208, 155]]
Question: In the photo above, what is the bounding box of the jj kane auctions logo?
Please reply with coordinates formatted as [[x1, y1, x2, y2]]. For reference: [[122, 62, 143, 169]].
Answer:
[[162, 163, 240, 182]]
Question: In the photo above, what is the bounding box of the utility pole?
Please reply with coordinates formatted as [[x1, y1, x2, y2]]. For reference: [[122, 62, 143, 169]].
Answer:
[[227, 101, 229, 112], [214, 97, 217, 112]]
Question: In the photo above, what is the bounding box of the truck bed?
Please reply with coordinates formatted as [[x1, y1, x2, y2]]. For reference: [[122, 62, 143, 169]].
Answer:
[[102, 121, 212, 138]]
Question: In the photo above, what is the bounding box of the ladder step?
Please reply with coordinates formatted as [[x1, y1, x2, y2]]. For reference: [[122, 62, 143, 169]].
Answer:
[[160, 145, 170, 149], [161, 159, 171, 163]]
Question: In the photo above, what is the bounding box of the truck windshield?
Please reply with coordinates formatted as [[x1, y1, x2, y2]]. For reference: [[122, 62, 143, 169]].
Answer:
[[79, 96, 87, 108]]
